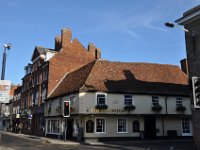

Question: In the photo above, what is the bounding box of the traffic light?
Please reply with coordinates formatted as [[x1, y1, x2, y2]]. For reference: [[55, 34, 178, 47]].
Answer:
[[192, 77, 200, 108], [63, 101, 70, 117]]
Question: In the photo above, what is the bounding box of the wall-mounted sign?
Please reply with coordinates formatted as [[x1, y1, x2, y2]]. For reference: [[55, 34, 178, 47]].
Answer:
[[0, 80, 11, 103], [28, 114, 33, 119], [16, 114, 20, 118]]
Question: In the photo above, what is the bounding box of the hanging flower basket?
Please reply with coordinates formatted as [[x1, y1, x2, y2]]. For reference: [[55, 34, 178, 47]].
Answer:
[[176, 106, 186, 111], [152, 105, 162, 111], [124, 105, 136, 111], [95, 104, 108, 110]]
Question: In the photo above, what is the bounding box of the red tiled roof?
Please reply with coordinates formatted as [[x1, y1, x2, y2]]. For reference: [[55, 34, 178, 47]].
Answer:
[[48, 61, 96, 99], [47, 60, 189, 99]]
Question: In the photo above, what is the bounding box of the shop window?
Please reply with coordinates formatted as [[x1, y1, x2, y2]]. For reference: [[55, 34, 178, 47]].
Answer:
[[182, 118, 191, 136], [95, 118, 106, 133], [117, 118, 127, 133], [46, 120, 60, 134]]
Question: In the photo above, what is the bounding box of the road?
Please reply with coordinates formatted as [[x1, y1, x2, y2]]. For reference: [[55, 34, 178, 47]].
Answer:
[[0, 133, 195, 150]]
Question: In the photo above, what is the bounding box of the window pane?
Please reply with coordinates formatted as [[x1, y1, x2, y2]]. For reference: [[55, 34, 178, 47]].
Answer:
[[118, 118, 127, 133], [97, 94, 106, 105], [182, 118, 190, 134], [96, 118, 105, 133], [124, 95, 132, 106], [152, 96, 159, 106], [176, 97, 183, 107]]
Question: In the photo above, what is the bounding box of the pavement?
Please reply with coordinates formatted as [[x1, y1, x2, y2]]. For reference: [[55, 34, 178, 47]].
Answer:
[[0, 131, 195, 150], [0, 131, 80, 145], [0, 131, 108, 145]]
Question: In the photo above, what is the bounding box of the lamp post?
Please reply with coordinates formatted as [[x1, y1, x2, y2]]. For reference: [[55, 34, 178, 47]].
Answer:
[[1, 43, 11, 80], [165, 22, 189, 32]]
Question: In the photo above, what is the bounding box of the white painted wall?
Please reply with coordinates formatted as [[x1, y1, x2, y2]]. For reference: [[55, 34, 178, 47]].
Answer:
[[78, 92, 191, 115], [45, 93, 79, 117], [45, 92, 192, 138]]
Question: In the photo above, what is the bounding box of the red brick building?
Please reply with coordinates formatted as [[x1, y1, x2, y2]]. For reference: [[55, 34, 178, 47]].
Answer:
[[20, 28, 101, 135], [10, 85, 21, 132]]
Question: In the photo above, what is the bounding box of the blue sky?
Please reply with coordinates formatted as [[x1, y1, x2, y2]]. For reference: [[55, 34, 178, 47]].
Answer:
[[0, 0, 199, 84]]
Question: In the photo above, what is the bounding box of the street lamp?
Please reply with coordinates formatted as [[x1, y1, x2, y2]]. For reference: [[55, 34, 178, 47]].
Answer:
[[165, 22, 189, 32], [1, 43, 11, 80]]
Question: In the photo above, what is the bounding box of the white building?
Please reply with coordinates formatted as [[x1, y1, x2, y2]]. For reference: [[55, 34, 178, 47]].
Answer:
[[45, 60, 192, 141], [0, 80, 14, 131]]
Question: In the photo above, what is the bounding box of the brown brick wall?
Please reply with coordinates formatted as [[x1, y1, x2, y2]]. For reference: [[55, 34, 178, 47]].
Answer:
[[47, 28, 101, 96]]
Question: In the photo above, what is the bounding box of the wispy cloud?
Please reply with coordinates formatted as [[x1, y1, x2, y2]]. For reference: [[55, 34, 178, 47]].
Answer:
[[86, 0, 178, 38], [124, 30, 141, 38]]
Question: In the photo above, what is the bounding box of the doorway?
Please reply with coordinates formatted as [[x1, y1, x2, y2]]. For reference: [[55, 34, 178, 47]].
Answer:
[[66, 119, 73, 140], [144, 116, 156, 139]]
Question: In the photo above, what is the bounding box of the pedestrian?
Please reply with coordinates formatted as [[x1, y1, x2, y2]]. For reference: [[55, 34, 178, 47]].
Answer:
[[15, 123, 18, 133], [18, 123, 22, 134]]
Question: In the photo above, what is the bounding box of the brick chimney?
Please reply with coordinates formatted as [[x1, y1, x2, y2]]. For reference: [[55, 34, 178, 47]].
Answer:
[[88, 43, 96, 52], [55, 36, 62, 51], [180, 58, 189, 75], [88, 43, 101, 60], [61, 28, 72, 48], [95, 48, 101, 60]]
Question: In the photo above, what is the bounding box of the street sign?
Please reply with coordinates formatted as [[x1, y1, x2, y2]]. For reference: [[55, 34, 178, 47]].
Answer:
[[192, 76, 200, 108]]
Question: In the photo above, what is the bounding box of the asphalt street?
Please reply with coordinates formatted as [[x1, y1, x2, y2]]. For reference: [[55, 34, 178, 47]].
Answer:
[[0, 133, 195, 150]]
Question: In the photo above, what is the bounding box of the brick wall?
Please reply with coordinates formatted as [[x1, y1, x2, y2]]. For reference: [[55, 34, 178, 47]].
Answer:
[[48, 28, 101, 96]]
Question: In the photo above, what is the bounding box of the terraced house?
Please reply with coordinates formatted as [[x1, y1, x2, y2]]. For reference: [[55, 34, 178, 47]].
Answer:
[[20, 28, 101, 135], [45, 60, 192, 141]]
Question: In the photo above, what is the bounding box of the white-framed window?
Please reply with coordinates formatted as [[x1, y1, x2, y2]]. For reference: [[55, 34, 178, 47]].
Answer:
[[95, 118, 106, 133], [46, 119, 60, 134], [124, 95, 133, 106], [117, 118, 128, 133], [182, 118, 192, 136], [152, 96, 159, 106], [96, 93, 106, 105], [176, 97, 183, 107]]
